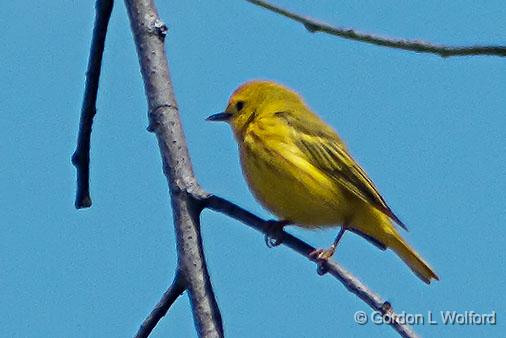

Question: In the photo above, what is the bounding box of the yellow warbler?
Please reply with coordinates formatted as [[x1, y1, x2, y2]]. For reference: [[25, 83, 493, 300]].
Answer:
[[207, 80, 438, 284]]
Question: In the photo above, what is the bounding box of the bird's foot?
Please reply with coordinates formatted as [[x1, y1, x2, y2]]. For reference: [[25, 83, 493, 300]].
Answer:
[[264, 220, 290, 248], [309, 227, 346, 275], [309, 226, 346, 260], [309, 246, 336, 275], [308, 245, 336, 261]]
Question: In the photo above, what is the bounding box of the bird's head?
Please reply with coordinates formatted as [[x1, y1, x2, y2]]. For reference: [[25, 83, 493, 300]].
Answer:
[[207, 80, 303, 138]]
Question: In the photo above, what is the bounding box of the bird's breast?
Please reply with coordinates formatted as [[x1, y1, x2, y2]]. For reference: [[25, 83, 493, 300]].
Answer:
[[238, 128, 347, 227]]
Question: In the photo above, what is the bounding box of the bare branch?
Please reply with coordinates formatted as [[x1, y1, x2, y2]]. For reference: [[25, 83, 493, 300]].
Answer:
[[135, 270, 187, 338], [124, 0, 223, 337], [76, 1, 431, 337], [72, 0, 114, 209], [246, 0, 506, 58], [205, 195, 419, 338]]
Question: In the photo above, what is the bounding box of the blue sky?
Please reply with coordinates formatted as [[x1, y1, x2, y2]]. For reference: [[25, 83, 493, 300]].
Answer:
[[1, 1, 505, 337]]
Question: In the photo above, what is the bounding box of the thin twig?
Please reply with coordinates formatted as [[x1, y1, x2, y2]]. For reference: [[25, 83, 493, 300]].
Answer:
[[72, 0, 114, 209], [205, 195, 419, 338], [135, 270, 187, 338], [124, 0, 223, 337], [246, 0, 506, 58]]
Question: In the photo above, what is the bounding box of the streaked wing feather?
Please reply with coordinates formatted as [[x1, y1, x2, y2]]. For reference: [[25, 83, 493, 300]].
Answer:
[[276, 111, 407, 230]]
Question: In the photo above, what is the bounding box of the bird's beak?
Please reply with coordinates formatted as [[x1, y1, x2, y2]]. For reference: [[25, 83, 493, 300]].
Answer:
[[206, 112, 232, 122]]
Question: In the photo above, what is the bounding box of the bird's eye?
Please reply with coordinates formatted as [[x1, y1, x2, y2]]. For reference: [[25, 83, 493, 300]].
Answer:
[[235, 101, 245, 111]]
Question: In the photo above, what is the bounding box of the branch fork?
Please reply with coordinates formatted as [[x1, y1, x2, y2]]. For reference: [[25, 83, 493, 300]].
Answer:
[[72, 0, 506, 336]]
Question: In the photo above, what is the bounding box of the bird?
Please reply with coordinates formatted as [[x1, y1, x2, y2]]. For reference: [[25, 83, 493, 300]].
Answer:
[[207, 80, 439, 284]]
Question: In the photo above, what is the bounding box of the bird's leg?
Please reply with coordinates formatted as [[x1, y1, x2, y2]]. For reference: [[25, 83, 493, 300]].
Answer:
[[309, 226, 347, 261], [264, 220, 290, 248]]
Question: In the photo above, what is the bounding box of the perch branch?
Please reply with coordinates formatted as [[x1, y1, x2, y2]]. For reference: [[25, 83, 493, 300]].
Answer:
[[124, 0, 223, 337], [135, 270, 187, 338], [205, 195, 418, 338], [246, 0, 506, 58], [75, 1, 432, 337], [72, 0, 114, 209]]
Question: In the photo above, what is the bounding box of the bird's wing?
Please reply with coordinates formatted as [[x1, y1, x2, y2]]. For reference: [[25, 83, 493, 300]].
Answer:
[[275, 111, 407, 230]]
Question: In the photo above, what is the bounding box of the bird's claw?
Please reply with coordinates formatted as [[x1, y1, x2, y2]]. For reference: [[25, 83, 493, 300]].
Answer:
[[309, 247, 336, 275], [308, 246, 336, 261], [264, 220, 289, 248], [265, 234, 282, 248]]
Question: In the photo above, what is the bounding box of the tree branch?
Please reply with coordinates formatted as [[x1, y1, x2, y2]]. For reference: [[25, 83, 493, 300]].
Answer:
[[124, 0, 223, 337], [135, 270, 187, 338], [246, 0, 506, 58], [72, 0, 114, 209], [205, 195, 419, 338], [76, 1, 430, 337]]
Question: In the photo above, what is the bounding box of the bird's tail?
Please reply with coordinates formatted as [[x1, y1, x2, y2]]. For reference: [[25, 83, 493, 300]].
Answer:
[[388, 232, 439, 284]]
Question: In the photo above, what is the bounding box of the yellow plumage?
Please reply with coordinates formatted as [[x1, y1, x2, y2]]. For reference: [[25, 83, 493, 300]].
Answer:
[[208, 80, 438, 284]]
